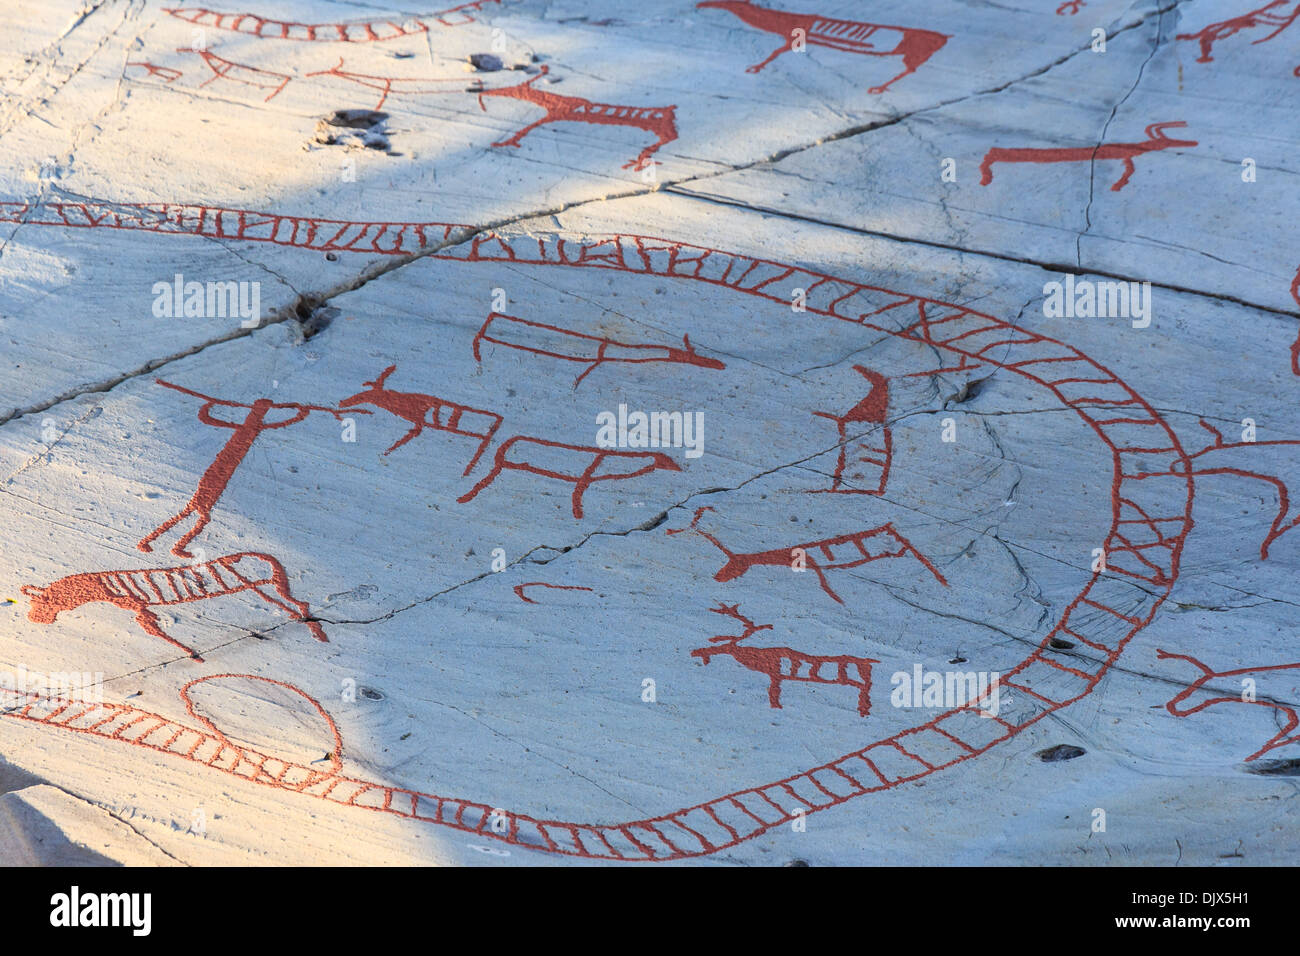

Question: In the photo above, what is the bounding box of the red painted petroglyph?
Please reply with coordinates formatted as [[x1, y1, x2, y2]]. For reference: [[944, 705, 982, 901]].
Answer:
[[1157, 650, 1300, 761], [667, 506, 949, 603], [1171, 418, 1300, 560], [182, 674, 343, 774], [163, 0, 500, 41], [126, 61, 183, 82], [1176, 0, 1300, 74], [979, 121, 1198, 192], [1290, 266, 1300, 376], [694, 604, 877, 716], [139, 380, 362, 557], [306, 58, 475, 110], [459, 436, 682, 519], [182, 48, 291, 101], [339, 365, 501, 473], [901, 355, 985, 378], [513, 582, 595, 604], [7, 225, 1196, 860], [476, 66, 678, 170], [21, 553, 327, 662], [473, 312, 725, 388], [811, 365, 891, 495], [697, 0, 949, 92], [0, 201, 460, 255]]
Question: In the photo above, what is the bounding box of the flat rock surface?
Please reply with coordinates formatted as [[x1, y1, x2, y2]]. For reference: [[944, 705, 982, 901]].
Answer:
[[1, 0, 1298, 865]]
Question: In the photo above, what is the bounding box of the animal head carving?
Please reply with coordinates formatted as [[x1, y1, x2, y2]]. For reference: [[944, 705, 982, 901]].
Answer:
[[1145, 121, 1198, 148], [667, 335, 726, 371], [20, 584, 57, 623], [339, 365, 398, 407]]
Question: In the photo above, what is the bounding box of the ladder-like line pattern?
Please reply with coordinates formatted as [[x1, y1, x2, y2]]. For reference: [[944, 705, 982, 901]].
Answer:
[[3, 219, 1194, 860]]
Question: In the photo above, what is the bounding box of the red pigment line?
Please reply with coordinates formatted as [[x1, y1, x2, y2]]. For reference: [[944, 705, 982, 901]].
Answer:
[[1001, 681, 1057, 706], [23, 551, 327, 661], [127, 61, 182, 82], [980, 122, 1198, 192], [810, 365, 891, 495], [1035, 654, 1092, 681], [305, 58, 476, 110], [0, 200, 459, 255], [670, 512, 946, 603], [7, 231, 1194, 860], [512, 582, 595, 604], [826, 764, 868, 790], [697, 1, 948, 92], [619, 826, 657, 857], [688, 604, 877, 715], [339, 364, 500, 471], [725, 799, 764, 828], [473, 311, 724, 388], [163, 1, 498, 40], [1176, 0, 1300, 65], [139, 380, 359, 557], [475, 65, 677, 171], [1006, 354, 1085, 369], [458, 435, 681, 519], [587, 829, 623, 858], [702, 805, 741, 841], [1291, 265, 1300, 376], [933, 726, 978, 753], [890, 740, 934, 771], [184, 48, 291, 101], [856, 755, 890, 785], [1157, 649, 1300, 761], [1079, 598, 1141, 625]]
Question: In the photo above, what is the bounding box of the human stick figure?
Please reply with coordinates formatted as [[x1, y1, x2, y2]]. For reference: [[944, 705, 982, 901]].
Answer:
[[139, 379, 364, 557]]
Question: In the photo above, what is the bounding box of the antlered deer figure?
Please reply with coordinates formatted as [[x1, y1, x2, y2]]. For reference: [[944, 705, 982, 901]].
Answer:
[[476, 66, 678, 170], [697, 0, 949, 92], [979, 121, 1198, 192], [21, 552, 328, 662], [693, 604, 878, 716]]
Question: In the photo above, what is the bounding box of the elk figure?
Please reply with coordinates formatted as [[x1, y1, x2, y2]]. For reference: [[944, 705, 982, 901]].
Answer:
[[1171, 417, 1300, 560], [476, 66, 678, 170], [697, 0, 949, 92], [1176, 0, 1300, 64], [693, 604, 878, 716], [339, 365, 502, 474], [473, 311, 725, 389], [1157, 649, 1300, 762], [979, 121, 1198, 192], [668, 506, 949, 603], [21, 552, 328, 662], [811, 364, 891, 495], [458, 436, 682, 519]]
